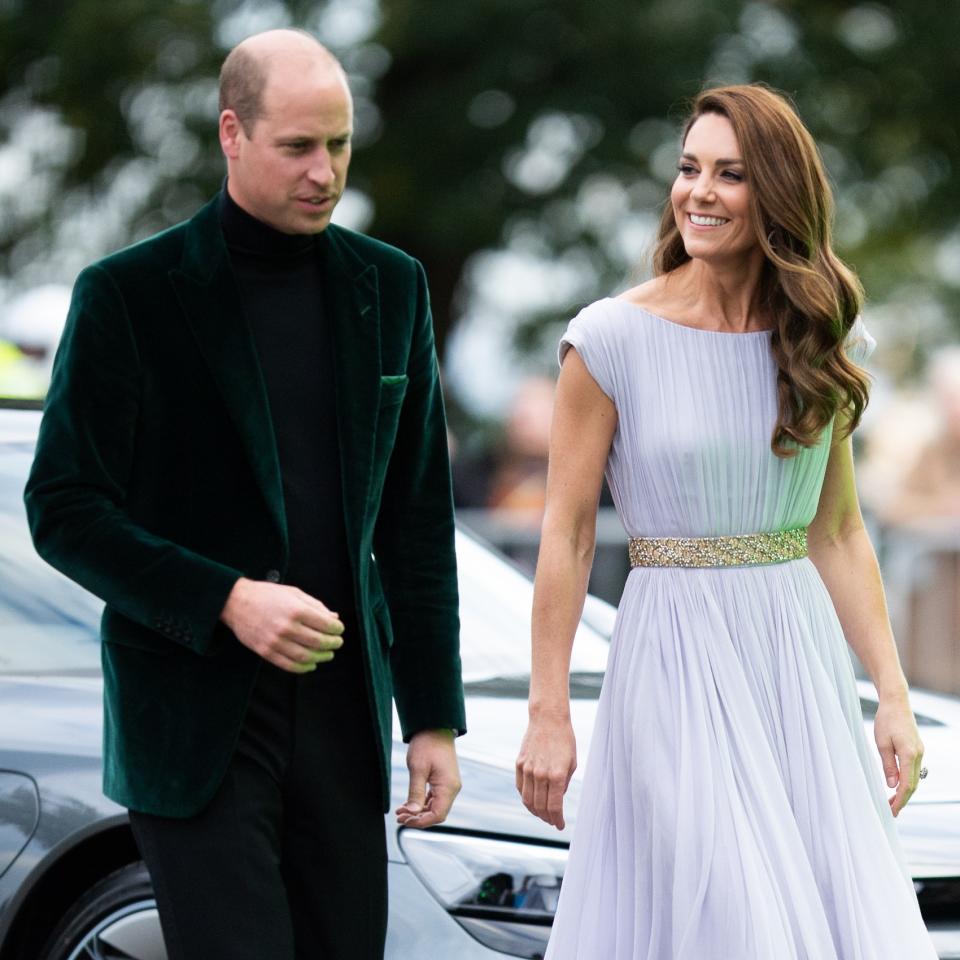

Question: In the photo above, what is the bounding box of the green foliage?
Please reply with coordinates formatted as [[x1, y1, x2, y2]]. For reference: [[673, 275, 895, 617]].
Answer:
[[1, 0, 959, 361]]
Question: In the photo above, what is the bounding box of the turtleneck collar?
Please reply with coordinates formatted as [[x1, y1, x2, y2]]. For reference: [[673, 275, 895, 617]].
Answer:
[[219, 183, 316, 260]]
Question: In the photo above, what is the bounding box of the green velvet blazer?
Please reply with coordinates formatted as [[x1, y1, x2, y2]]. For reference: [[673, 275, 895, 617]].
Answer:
[[24, 196, 465, 817]]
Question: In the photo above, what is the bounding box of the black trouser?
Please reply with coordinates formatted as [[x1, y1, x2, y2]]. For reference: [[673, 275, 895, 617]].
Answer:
[[130, 637, 387, 960]]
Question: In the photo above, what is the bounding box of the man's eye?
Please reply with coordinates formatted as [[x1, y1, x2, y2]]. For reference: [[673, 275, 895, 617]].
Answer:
[[330, 139, 350, 151]]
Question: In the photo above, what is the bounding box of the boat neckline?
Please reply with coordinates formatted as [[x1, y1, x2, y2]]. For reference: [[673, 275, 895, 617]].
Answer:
[[607, 297, 774, 336]]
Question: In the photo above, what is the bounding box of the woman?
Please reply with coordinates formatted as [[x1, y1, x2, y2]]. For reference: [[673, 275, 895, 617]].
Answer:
[[516, 84, 936, 958]]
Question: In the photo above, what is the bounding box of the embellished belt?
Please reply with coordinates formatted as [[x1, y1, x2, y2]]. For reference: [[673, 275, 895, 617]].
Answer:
[[628, 528, 808, 569]]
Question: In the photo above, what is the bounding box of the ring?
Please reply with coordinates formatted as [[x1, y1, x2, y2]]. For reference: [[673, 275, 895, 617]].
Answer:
[[919, 766, 928, 780]]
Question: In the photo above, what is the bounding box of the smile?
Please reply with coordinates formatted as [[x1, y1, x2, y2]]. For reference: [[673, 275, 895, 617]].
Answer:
[[688, 213, 729, 227]]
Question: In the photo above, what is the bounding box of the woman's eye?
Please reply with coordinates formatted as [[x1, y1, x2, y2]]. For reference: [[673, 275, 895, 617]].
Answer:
[[722, 170, 744, 182], [677, 163, 697, 175]]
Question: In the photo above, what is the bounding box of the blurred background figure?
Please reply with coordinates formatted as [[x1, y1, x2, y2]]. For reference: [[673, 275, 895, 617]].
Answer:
[[0, 285, 69, 399], [486, 375, 554, 524], [880, 346, 960, 529], [452, 375, 554, 572], [0, 340, 45, 399], [864, 346, 960, 698]]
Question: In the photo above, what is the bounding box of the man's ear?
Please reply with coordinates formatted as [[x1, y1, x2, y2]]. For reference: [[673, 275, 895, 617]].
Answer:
[[219, 110, 243, 159]]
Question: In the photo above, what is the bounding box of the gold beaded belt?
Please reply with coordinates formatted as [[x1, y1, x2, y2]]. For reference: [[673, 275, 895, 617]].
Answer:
[[628, 528, 808, 569]]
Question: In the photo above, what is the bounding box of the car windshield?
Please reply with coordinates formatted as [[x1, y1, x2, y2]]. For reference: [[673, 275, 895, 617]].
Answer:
[[455, 529, 610, 683], [0, 433, 103, 674]]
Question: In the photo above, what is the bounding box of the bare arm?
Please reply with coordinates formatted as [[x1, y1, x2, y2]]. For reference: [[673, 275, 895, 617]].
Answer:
[[515, 349, 617, 829], [807, 431, 924, 816]]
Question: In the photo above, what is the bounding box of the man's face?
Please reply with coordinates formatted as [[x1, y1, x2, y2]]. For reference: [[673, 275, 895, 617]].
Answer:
[[221, 59, 353, 235]]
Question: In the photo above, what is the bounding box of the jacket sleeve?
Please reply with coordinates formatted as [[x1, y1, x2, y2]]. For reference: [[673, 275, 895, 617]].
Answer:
[[373, 259, 466, 739], [24, 264, 242, 655]]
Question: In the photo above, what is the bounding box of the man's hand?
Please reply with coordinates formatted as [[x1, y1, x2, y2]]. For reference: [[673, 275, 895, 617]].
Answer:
[[395, 729, 461, 828], [220, 577, 344, 673]]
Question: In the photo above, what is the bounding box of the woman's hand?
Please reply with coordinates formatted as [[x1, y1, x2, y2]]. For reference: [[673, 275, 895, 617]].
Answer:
[[516, 716, 578, 830], [874, 693, 925, 817]]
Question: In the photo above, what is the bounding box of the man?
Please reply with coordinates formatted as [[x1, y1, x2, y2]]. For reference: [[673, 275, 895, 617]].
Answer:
[[25, 29, 464, 960]]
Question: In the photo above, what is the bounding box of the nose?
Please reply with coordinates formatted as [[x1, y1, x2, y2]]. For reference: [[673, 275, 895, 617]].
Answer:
[[690, 173, 715, 203], [308, 149, 335, 187]]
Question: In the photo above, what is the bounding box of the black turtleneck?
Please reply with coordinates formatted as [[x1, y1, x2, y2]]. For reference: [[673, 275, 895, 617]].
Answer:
[[219, 188, 355, 642]]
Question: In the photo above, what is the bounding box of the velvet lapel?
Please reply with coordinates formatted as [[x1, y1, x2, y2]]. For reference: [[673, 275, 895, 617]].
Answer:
[[317, 225, 380, 558], [169, 197, 288, 554]]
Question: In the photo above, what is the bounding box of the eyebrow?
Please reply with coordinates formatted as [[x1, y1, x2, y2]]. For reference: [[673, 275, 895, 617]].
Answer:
[[681, 151, 744, 166], [276, 130, 353, 141]]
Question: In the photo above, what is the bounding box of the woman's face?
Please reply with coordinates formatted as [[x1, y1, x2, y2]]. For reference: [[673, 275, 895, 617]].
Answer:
[[670, 112, 759, 265]]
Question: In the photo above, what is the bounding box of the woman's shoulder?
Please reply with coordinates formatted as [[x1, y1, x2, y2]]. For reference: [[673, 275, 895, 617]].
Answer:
[[570, 278, 670, 332], [565, 298, 632, 351]]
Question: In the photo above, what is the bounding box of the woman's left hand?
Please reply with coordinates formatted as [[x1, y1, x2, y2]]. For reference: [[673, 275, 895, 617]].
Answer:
[[873, 693, 925, 817]]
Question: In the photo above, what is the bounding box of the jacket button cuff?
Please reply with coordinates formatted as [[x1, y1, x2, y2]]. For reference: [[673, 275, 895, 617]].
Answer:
[[265, 569, 281, 583]]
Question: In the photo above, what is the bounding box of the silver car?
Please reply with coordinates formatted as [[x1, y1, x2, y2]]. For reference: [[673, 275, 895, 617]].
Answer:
[[0, 405, 958, 959]]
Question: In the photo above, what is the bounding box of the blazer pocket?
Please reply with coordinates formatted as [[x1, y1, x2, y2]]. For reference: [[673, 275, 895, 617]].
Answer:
[[379, 374, 409, 407]]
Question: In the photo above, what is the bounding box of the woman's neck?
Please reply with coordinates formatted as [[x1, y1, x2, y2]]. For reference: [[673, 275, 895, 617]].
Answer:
[[667, 255, 769, 332]]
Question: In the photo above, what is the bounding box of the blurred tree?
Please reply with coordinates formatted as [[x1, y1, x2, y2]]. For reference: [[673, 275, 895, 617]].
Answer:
[[0, 0, 222, 289], [363, 0, 960, 359], [360, 0, 744, 355], [1, 0, 958, 364]]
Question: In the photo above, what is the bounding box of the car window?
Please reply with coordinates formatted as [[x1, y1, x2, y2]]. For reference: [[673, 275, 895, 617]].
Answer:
[[455, 530, 610, 683], [0, 441, 102, 674]]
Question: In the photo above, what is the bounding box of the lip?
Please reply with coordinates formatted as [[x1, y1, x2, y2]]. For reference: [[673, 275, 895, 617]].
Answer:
[[296, 196, 335, 210]]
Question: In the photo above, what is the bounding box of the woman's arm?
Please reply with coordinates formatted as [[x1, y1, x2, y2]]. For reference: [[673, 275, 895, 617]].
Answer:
[[515, 349, 617, 829], [807, 431, 924, 816]]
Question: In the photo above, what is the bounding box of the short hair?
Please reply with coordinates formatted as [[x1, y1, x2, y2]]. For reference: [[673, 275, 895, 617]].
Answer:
[[219, 46, 268, 136], [218, 29, 338, 137]]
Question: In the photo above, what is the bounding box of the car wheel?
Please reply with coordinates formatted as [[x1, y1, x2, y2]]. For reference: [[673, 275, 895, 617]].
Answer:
[[39, 861, 166, 960]]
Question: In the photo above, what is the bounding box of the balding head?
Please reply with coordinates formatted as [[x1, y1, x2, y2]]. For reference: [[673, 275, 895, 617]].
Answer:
[[219, 29, 347, 136]]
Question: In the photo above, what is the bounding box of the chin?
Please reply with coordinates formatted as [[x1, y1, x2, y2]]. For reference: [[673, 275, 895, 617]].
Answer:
[[299, 212, 336, 234]]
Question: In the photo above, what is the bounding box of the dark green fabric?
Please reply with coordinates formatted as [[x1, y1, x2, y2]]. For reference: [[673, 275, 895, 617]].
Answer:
[[24, 195, 465, 817]]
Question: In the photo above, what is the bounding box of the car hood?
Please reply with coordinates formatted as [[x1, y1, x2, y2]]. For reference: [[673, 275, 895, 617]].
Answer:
[[0, 674, 103, 757]]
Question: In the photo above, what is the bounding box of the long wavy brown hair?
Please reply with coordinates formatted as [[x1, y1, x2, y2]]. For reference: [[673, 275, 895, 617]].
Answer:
[[653, 83, 870, 457]]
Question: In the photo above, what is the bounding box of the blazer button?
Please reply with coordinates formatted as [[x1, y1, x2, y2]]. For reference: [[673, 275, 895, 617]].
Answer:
[[265, 569, 281, 583]]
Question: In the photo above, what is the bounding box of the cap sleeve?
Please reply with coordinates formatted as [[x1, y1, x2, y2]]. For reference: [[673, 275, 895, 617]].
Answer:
[[844, 315, 876, 366], [558, 302, 618, 402]]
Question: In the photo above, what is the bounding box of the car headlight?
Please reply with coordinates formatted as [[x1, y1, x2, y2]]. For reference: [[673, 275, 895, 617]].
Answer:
[[399, 829, 566, 958]]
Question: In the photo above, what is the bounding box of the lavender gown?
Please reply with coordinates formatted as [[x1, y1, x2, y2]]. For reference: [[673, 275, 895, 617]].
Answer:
[[546, 299, 936, 959]]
